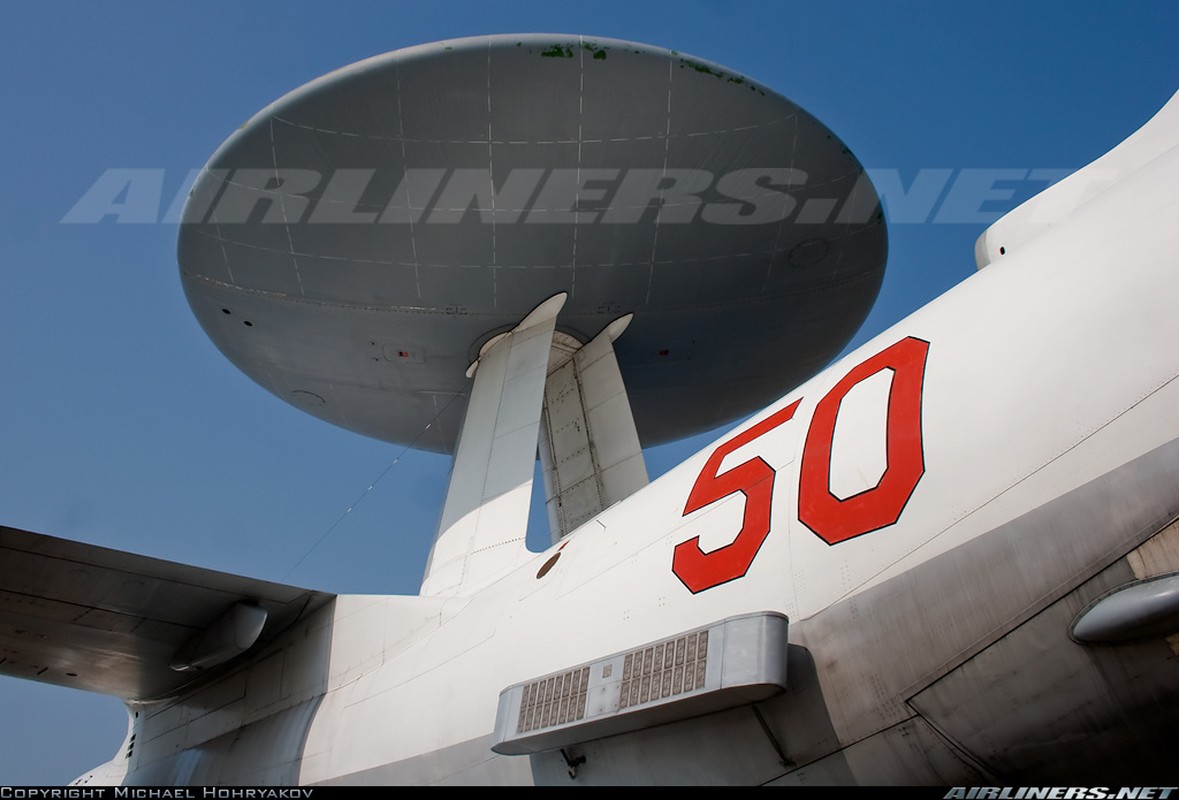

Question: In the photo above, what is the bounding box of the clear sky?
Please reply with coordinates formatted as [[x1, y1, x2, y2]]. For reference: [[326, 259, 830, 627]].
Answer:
[[1, 0, 1176, 786]]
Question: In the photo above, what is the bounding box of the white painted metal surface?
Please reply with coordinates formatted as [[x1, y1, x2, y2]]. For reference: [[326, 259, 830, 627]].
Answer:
[[421, 294, 566, 597], [539, 314, 649, 541]]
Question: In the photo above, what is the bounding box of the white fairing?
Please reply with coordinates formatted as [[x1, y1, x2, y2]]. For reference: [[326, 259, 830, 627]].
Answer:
[[975, 89, 1179, 268], [421, 294, 566, 597], [79, 89, 1179, 784]]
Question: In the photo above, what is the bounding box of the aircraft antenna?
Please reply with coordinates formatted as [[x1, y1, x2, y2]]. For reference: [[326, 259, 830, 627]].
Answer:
[[281, 393, 463, 581]]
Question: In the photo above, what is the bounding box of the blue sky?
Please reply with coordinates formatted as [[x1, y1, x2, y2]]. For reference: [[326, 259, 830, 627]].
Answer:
[[1, 0, 1176, 785]]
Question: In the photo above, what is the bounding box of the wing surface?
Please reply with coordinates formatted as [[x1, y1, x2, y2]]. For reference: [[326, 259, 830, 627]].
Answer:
[[0, 525, 334, 700]]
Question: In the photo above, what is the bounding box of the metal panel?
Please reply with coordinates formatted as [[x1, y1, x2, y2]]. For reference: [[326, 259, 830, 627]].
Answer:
[[539, 315, 648, 541], [491, 612, 788, 755]]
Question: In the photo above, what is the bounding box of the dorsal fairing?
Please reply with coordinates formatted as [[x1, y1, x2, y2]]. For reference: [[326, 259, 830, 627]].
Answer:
[[975, 88, 1179, 269]]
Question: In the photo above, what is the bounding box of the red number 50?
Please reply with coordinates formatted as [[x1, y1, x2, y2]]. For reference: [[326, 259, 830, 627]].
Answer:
[[672, 337, 930, 593], [798, 336, 929, 545], [672, 400, 801, 593]]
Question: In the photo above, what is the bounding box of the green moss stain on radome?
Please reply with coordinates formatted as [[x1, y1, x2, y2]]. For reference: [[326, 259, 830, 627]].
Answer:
[[541, 44, 574, 58], [678, 57, 762, 93], [680, 58, 724, 78], [582, 41, 608, 60]]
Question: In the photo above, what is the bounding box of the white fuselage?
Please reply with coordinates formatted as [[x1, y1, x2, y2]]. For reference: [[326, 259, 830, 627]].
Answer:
[[91, 93, 1179, 787]]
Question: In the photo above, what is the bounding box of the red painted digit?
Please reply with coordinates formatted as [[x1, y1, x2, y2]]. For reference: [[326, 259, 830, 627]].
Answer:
[[798, 336, 929, 545], [672, 400, 801, 593]]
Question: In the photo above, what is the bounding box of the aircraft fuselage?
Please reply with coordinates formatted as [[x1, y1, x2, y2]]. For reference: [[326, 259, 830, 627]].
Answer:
[[101, 119, 1179, 784]]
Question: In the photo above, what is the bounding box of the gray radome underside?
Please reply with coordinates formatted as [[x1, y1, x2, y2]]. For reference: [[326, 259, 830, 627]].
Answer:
[[178, 34, 886, 452]]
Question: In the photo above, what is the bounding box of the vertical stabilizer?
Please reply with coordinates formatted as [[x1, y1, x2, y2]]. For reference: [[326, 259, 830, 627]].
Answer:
[[420, 294, 566, 596]]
